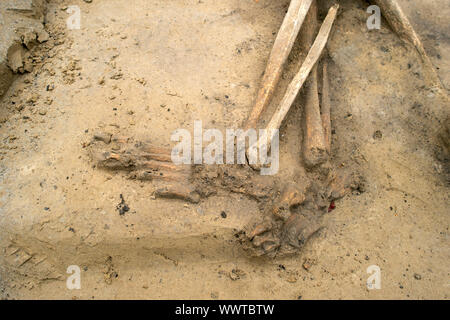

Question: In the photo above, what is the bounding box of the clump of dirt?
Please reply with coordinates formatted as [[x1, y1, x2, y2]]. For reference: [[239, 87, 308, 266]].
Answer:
[[116, 194, 130, 216], [0, 0, 49, 96], [103, 256, 118, 285]]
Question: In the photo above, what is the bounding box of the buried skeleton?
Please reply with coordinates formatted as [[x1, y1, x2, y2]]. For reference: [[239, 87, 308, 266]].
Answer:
[[86, 2, 363, 257], [170, 120, 280, 175]]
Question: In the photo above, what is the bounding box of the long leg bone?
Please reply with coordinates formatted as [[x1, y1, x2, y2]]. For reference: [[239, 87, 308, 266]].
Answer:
[[303, 65, 328, 167], [373, 0, 442, 87], [301, 0, 328, 168], [321, 59, 332, 155], [245, 0, 314, 130], [249, 4, 339, 162]]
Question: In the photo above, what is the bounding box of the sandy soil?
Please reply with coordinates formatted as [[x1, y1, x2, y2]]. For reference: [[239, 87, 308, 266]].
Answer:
[[0, 0, 448, 299]]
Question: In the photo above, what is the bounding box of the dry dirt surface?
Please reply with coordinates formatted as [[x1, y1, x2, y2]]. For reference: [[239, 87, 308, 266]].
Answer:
[[0, 0, 449, 299]]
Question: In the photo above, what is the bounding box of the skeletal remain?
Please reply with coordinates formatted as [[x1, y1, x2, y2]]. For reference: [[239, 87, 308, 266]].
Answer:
[[90, 136, 199, 202], [154, 185, 201, 204], [244, 183, 324, 257], [245, 166, 368, 257], [248, 4, 338, 162], [88, 2, 366, 258], [282, 211, 322, 249], [89, 132, 355, 257], [271, 182, 308, 221], [242, 3, 343, 257], [373, 0, 442, 88], [91, 138, 189, 180], [89, 135, 278, 204], [321, 59, 332, 155], [245, 0, 314, 130], [303, 65, 328, 168], [301, 0, 328, 168]]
